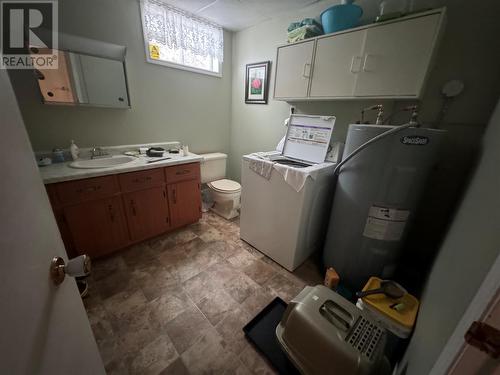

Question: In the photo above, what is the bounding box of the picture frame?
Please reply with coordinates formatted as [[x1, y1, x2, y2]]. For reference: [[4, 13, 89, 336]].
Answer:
[[245, 61, 271, 104]]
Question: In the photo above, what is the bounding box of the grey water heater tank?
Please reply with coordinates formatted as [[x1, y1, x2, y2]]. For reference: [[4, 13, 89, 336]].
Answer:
[[323, 124, 446, 291]]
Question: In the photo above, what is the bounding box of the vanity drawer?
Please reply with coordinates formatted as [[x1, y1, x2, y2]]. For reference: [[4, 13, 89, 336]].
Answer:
[[119, 168, 165, 192], [165, 163, 200, 184], [55, 175, 120, 205]]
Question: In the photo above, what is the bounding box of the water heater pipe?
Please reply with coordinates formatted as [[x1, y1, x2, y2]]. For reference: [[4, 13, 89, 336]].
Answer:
[[333, 122, 415, 175]]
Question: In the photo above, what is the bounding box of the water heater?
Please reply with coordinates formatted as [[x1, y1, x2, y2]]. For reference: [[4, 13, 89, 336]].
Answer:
[[323, 124, 446, 291]]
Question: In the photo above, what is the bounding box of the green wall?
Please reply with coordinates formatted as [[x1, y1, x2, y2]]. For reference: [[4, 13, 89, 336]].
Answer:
[[10, 0, 232, 154], [404, 100, 500, 375], [228, 0, 500, 181]]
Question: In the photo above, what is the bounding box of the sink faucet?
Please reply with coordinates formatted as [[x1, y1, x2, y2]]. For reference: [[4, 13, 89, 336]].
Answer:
[[90, 147, 109, 159]]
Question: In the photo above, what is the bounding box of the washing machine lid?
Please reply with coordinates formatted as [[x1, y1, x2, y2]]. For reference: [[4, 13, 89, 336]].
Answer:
[[282, 115, 336, 164], [209, 179, 241, 193]]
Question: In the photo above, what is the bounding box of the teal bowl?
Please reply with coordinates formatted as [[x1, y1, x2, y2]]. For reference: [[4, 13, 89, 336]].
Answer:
[[321, 3, 363, 34]]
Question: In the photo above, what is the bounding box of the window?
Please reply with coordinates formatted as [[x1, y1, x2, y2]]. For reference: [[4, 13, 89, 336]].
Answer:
[[140, 0, 224, 76]]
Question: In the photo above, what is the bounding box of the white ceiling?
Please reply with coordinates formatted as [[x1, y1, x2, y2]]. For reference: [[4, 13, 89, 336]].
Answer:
[[162, 0, 322, 31]]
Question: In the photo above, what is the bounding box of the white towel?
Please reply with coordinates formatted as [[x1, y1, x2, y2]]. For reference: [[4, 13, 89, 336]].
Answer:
[[273, 163, 321, 192], [244, 152, 334, 192], [248, 154, 274, 179]]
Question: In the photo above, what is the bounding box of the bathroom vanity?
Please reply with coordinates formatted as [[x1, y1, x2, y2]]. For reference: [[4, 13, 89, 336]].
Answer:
[[44, 159, 202, 258]]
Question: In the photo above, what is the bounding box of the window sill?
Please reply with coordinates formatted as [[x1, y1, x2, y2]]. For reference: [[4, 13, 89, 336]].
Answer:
[[145, 56, 222, 78]]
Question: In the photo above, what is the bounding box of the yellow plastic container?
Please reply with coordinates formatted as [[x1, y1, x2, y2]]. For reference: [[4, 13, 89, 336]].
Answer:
[[356, 277, 419, 338]]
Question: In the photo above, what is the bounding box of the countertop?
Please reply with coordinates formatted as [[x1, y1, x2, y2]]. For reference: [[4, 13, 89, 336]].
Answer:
[[40, 152, 204, 184]]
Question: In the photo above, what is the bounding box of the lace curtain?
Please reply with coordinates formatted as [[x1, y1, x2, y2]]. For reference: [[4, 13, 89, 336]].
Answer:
[[142, 0, 224, 66]]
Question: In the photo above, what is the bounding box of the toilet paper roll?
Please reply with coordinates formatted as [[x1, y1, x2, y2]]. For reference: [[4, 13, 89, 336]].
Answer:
[[65, 255, 91, 278]]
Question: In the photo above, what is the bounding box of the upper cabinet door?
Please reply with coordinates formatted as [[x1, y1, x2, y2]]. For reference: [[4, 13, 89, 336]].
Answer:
[[77, 54, 130, 107], [309, 31, 365, 98], [354, 14, 441, 97], [274, 40, 315, 99], [35, 51, 77, 103]]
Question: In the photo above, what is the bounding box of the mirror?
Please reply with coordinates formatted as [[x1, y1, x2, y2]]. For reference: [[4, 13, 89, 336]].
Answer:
[[34, 49, 130, 108]]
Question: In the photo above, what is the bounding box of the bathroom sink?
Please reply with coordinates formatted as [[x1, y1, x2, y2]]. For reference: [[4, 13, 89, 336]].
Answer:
[[69, 156, 135, 169]]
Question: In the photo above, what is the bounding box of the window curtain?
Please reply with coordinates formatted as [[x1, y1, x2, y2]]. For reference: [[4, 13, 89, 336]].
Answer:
[[143, 0, 224, 63]]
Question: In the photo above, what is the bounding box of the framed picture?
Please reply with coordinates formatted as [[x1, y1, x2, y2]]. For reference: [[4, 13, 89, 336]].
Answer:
[[245, 61, 271, 104]]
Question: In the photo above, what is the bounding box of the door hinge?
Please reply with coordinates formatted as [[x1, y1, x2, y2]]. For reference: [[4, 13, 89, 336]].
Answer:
[[465, 321, 500, 359], [166, 216, 169, 224]]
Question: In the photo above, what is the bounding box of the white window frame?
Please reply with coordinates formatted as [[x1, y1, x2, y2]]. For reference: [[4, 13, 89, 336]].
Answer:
[[139, 1, 223, 78]]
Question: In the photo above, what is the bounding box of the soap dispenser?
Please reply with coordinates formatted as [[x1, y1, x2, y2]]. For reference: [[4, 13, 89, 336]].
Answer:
[[70, 140, 79, 160]]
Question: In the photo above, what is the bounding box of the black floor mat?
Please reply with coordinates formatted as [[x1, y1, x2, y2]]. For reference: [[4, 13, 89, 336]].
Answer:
[[242, 297, 300, 375]]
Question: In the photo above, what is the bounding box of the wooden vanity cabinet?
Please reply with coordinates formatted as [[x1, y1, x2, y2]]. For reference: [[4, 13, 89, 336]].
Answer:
[[165, 163, 202, 229], [63, 196, 129, 258], [45, 162, 202, 258], [167, 179, 202, 229], [46, 175, 129, 258], [123, 186, 170, 241], [45, 184, 77, 258], [119, 169, 170, 242]]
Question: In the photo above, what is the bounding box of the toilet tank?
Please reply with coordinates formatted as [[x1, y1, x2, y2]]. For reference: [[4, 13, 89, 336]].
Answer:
[[200, 153, 227, 183]]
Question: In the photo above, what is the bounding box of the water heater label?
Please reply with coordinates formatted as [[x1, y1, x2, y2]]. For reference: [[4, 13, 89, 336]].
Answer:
[[363, 206, 410, 241], [401, 135, 429, 145]]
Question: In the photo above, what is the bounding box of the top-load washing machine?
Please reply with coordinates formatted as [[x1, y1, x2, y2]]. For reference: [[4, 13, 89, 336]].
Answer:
[[240, 115, 336, 271]]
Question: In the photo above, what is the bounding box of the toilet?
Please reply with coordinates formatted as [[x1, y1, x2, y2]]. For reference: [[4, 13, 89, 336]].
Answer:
[[200, 153, 241, 220]]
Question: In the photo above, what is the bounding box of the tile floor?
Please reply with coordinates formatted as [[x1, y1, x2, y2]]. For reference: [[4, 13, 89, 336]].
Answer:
[[84, 212, 324, 374]]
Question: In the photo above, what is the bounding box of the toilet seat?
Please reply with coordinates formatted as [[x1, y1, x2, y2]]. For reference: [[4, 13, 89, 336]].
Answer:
[[208, 179, 241, 193]]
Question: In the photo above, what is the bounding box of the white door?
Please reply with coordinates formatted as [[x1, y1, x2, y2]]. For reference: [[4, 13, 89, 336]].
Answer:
[[309, 30, 365, 97], [0, 70, 105, 374], [274, 39, 315, 99], [354, 14, 441, 97]]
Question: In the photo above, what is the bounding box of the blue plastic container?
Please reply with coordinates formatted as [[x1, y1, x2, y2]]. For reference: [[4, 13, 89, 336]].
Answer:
[[321, 1, 363, 34]]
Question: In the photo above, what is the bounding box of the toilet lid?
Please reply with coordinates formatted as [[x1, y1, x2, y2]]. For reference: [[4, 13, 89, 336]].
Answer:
[[209, 179, 241, 193]]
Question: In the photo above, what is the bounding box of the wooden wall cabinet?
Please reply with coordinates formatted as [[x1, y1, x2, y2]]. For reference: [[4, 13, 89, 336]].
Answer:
[[274, 8, 445, 101], [46, 162, 201, 258], [273, 39, 315, 99]]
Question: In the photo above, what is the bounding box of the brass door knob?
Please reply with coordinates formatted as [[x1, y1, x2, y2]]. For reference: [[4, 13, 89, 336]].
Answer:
[[50, 255, 91, 285]]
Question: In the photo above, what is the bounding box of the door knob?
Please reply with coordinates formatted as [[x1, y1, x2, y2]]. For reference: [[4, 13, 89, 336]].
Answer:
[[50, 255, 91, 285]]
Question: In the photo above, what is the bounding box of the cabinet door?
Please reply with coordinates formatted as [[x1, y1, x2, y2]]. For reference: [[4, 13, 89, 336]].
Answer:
[[168, 180, 201, 228], [63, 196, 129, 257], [354, 14, 441, 97], [71, 53, 130, 108], [274, 40, 315, 99], [309, 31, 365, 97], [123, 186, 170, 242], [35, 50, 76, 103]]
